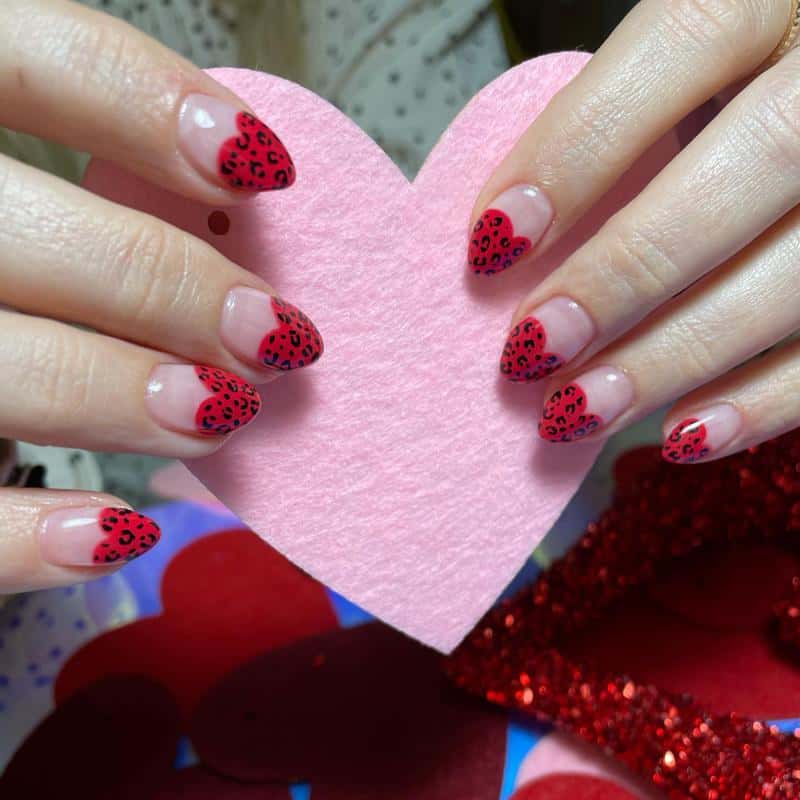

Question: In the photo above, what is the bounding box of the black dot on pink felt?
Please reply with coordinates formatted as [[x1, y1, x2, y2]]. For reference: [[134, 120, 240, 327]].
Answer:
[[208, 210, 230, 235], [0, 675, 180, 798], [189, 623, 506, 798]]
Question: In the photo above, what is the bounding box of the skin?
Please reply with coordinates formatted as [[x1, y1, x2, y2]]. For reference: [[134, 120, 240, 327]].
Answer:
[[0, 0, 287, 591], [476, 0, 800, 455]]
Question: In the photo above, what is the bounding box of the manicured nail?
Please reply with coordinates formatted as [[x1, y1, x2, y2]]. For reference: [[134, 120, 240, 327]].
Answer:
[[220, 288, 324, 372], [662, 404, 741, 464], [500, 297, 595, 382], [40, 507, 161, 566], [538, 367, 634, 442], [468, 185, 553, 275], [178, 94, 295, 191], [146, 364, 261, 436]]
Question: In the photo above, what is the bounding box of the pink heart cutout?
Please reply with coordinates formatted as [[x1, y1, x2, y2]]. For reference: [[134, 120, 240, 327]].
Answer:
[[84, 54, 678, 651]]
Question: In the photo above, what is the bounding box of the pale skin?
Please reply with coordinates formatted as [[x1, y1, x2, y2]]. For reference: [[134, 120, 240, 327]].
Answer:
[[2, 0, 799, 592], [476, 0, 800, 463]]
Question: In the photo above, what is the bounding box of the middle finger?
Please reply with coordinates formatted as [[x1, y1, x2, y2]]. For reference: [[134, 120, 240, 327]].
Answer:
[[501, 47, 800, 383], [0, 155, 323, 385]]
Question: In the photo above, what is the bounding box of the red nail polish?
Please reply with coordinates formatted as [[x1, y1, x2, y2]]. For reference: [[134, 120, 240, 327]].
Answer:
[[218, 111, 295, 191], [94, 508, 161, 564], [538, 383, 602, 442], [468, 209, 532, 275], [500, 317, 564, 382], [259, 297, 324, 371], [194, 366, 261, 435], [662, 418, 709, 463]]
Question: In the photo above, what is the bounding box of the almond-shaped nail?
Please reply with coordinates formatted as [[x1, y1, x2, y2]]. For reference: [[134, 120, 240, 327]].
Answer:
[[146, 364, 261, 436], [178, 94, 295, 191], [40, 507, 161, 566], [468, 185, 553, 275], [501, 297, 595, 382], [662, 404, 742, 464], [220, 288, 324, 372], [538, 367, 634, 442]]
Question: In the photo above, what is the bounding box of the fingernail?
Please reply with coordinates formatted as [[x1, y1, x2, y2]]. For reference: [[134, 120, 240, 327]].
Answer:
[[178, 94, 295, 192], [146, 364, 261, 436], [40, 507, 161, 566], [500, 297, 595, 382], [538, 367, 634, 442], [662, 404, 742, 464], [220, 288, 324, 372], [468, 185, 553, 275]]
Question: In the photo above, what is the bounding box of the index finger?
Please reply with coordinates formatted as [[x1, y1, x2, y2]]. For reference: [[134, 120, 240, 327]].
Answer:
[[468, 0, 789, 275], [0, 0, 295, 205]]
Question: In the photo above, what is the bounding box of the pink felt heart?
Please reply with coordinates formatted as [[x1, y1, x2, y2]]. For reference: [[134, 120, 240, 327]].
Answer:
[[84, 54, 678, 652]]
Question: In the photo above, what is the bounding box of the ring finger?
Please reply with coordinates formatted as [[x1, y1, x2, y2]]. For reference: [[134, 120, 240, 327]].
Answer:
[[0, 155, 323, 385], [536, 204, 800, 445], [501, 46, 800, 384], [0, 309, 262, 456]]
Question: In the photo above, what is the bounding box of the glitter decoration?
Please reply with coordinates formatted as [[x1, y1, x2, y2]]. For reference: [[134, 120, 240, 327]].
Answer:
[[446, 433, 800, 798]]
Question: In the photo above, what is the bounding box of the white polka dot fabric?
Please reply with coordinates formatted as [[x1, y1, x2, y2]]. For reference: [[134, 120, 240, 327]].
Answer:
[[77, 0, 509, 176]]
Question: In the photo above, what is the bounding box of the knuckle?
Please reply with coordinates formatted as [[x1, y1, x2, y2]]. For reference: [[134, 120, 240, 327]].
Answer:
[[14, 328, 93, 433], [601, 224, 682, 304], [746, 74, 800, 172], [104, 219, 188, 324], [660, 0, 766, 58], [668, 315, 720, 378]]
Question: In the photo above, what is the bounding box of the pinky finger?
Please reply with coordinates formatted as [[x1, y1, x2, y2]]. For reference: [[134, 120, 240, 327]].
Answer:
[[661, 338, 800, 465], [0, 489, 161, 593]]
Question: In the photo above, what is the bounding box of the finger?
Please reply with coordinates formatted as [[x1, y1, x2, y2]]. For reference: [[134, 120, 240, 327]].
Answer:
[[0, 489, 161, 593], [0, 155, 323, 385], [502, 46, 800, 383], [0, 310, 262, 457], [0, 0, 295, 204], [661, 337, 800, 463], [535, 204, 800, 444], [467, 0, 790, 274]]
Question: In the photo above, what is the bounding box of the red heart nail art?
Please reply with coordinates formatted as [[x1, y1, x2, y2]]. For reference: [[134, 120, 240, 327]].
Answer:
[[539, 383, 602, 442], [93, 508, 161, 564], [259, 297, 324, 371], [662, 417, 710, 463], [468, 209, 532, 275], [500, 317, 564, 382], [195, 366, 261, 435], [218, 112, 295, 191]]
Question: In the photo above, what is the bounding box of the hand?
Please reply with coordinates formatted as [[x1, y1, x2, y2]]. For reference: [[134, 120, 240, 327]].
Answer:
[[470, 0, 800, 464], [0, 0, 323, 593]]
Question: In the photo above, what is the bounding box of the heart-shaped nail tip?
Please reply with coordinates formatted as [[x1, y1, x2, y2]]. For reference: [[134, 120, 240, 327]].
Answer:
[[500, 317, 564, 382], [218, 111, 295, 191], [539, 383, 602, 442], [662, 417, 710, 463], [468, 209, 532, 275], [259, 297, 324, 372], [195, 366, 261, 435]]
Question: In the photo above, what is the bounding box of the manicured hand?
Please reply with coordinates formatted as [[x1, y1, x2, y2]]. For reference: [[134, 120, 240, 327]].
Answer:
[[0, 0, 323, 592], [471, 0, 800, 465]]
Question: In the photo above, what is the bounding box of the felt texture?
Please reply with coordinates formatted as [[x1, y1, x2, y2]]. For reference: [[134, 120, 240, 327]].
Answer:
[[55, 530, 337, 719], [0, 675, 180, 798], [189, 623, 507, 797], [83, 54, 679, 651]]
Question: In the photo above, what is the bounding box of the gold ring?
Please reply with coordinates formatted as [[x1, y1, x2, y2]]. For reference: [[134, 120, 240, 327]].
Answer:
[[763, 0, 800, 68]]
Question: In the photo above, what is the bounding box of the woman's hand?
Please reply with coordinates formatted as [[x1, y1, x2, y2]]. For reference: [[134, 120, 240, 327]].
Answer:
[[470, 0, 800, 464], [0, 0, 322, 593]]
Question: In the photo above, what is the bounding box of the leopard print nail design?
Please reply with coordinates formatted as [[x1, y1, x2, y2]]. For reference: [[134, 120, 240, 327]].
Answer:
[[218, 112, 295, 191], [662, 418, 710, 464], [93, 508, 161, 564], [500, 317, 564, 382], [539, 383, 602, 442], [468, 209, 531, 275]]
